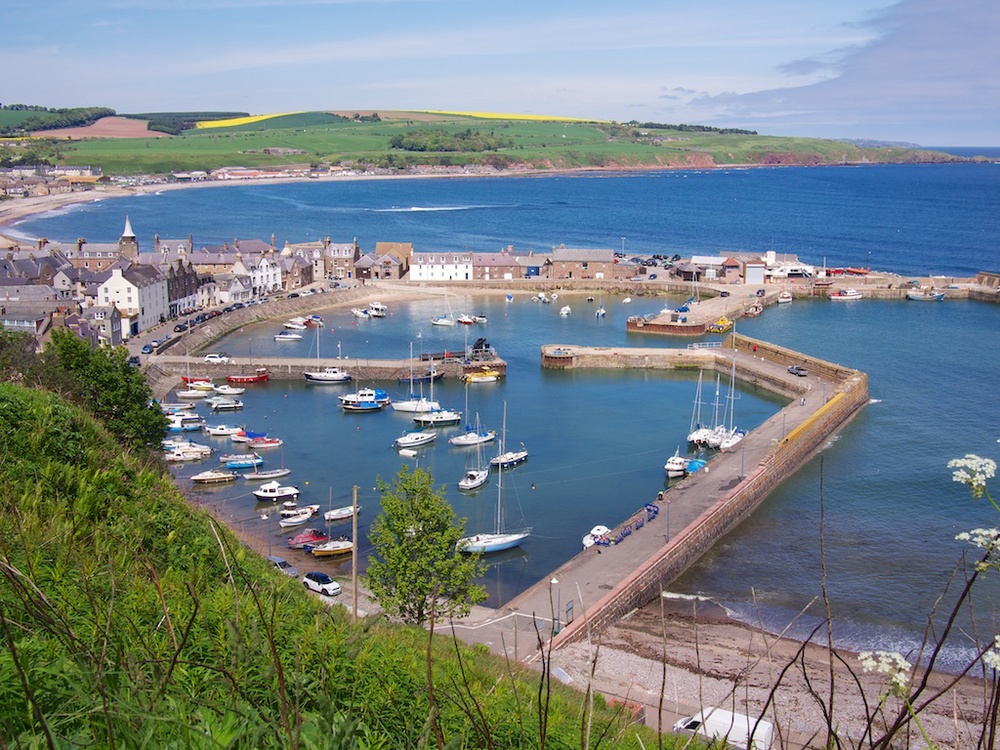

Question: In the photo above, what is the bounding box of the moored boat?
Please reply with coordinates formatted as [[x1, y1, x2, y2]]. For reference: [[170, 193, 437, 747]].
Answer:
[[777, 291, 793, 304], [286, 528, 328, 549], [829, 287, 864, 301], [394, 429, 437, 449], [309, 537, 354, 557], [227, 367, 269, 384], [243, 467, 292, 481], [191, 468, 238, 484], [324, 504, 361, 523], [906, 287, 946, 301], [253, 480, 300, 502]]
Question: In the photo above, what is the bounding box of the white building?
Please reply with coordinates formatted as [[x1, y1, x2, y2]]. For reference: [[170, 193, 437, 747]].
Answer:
[[408, 249, 473, 282], [97, 265, 168, 336]]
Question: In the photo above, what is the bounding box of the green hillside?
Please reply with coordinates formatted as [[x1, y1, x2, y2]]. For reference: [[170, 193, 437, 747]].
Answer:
[[10, 109, 962, 174], [0, 330, 662, 748]]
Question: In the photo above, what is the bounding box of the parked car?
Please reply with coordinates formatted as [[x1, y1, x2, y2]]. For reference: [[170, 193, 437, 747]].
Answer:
[[268, 556, 298, 578], [127, 355, 141, 367], [204, 352, 231, 365], [232, 302, 245, 309], [756, 289, 766, 297], [787, 365, 808, 377], [287, 292, 300, 299], [140, 344, 154, 354], [173, 322, 188, 332], [648, 274, 657, 280], [302, 571, 341, 596], [720, 290, 730, 297]]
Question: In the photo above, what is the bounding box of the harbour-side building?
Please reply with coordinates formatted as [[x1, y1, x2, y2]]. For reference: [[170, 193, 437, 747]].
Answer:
[[408, 249, 473, 282]]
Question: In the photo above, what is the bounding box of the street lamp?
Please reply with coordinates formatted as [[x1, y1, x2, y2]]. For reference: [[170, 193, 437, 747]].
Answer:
[[550, 577, 561, 634]]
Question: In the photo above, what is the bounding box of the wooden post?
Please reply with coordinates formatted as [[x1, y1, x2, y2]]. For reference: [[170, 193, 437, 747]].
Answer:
[[352, 484, 359, 621]]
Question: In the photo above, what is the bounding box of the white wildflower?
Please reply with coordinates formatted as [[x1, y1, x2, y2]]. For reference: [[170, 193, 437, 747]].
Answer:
[[954, 527, 1000, 550], [948, 454, 996, 499], [860, 650, 912, 697], [984, 636, 1000, 672]]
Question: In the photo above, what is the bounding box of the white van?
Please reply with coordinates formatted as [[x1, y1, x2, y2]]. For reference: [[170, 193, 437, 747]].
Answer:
[[673, 707, 773, 750]]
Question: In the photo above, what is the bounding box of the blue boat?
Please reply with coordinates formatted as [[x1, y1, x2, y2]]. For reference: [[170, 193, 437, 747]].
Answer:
[[225, 453, 264, 469]]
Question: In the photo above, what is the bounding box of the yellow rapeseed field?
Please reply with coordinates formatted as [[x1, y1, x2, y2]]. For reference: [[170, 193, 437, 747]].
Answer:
[[194, 112, 306, 130], [418, 110, 609, 123]]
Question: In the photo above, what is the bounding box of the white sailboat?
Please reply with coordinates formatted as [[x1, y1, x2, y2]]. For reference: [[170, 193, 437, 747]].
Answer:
[[304, 330, 351, 383], [719, 357, 745, 450], [449, 382, 496, 446], [686, 371, 713, 444], [431, 296, 455, 326], [458, 415, 490, 491], [595, 290, 606, 318], [458, 403, 530, 552], [393, 341, 441, 413]]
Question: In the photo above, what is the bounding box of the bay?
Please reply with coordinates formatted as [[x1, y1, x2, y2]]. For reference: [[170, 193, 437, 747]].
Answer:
[[17, 164, 1000, 667]]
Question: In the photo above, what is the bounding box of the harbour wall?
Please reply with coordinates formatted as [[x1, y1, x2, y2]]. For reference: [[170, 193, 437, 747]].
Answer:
[[527, 335, 870, 648]]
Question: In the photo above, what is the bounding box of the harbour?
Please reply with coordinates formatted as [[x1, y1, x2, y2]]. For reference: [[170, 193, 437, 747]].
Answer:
[[20, 164, 1000, 670]]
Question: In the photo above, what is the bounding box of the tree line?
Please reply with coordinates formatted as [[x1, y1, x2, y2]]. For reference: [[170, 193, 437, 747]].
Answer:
[[0, 104, 116, 134], [625, 120, 758, 135], [389, 128, 513, 152]]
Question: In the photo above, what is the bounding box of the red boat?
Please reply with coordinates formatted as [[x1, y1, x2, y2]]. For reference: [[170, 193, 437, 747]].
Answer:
[[227, 367, 269, 384], [845, 267, 870, 276], [247, 436, 283, 449], [181, 374, 211, 384], [287, 528, 329, 549]]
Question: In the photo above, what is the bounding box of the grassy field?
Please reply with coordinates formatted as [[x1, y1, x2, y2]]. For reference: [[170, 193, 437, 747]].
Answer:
[[38, 110, 958, 174]]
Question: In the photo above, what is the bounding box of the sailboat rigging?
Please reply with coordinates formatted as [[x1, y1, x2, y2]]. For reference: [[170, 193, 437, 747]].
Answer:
[[458, 402, 530, 552], [304, 329, 351, 383]]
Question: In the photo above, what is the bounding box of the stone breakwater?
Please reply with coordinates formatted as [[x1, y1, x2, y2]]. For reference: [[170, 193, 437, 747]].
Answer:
[[485, 334, 868, 650]]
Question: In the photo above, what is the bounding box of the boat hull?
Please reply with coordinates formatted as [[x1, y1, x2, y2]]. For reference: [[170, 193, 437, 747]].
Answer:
[[458, 530, 530, 554]]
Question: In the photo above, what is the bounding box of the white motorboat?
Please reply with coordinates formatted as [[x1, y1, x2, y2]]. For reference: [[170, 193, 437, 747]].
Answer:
[[191, 468, 238, 484], [665, 448, 690, 478], [243, 467, 292, 481], [458, 467, 489, 491], [324, 504, 361, 523], [394, 430, 437, 449], [304, 367, 352, 383], [213, 384, 245, 396], [367, 301, 388, 317], [777, 290, 793, 304], [277, 508, 314, 528], [253, 481, 300, 502], [206, 424, 242, 437], [284, 318, 308, 330], [559, 305, 571, 316], [829, 287, 864, 301], [274, 332, 302, 342], [413, 409, 462, 427]]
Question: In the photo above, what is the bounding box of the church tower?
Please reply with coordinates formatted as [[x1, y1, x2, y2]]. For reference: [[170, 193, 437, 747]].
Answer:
[[118, 215, 139, 260]]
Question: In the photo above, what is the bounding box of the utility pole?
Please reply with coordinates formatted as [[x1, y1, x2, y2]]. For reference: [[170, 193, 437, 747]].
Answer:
[[352, 484, 359, 621]]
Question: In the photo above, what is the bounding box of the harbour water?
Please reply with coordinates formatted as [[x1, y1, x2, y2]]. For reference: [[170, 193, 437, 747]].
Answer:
[[15, 163, 1000, 667]]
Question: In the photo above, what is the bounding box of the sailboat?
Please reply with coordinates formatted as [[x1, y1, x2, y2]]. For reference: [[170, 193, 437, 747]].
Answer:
[[431, 295, 455, 326], [411, 370, 462, 426], [448, 381, 496, 446], [392, 341, 441, 413], [489, 404, 528, 468], [458, 415, 490, 490], [304, 331, 351, 383], [719, 357, 745, 450], [458, 403, 530, 552], [595, 290, 606, 318], [686, 371, 713, 444]]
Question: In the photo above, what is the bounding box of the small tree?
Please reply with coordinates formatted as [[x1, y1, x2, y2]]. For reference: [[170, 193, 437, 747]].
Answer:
[[366, 465, 488, 625]]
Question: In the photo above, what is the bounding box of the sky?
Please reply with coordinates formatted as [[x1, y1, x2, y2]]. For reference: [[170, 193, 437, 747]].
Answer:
[[2, 0, 997, 146]]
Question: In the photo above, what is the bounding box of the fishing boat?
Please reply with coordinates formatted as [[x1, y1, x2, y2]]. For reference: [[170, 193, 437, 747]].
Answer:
[[340, 387, 389, 412], [394, 429, 437, 449], [777, 291, 793, 304], [324, 504, 361, 523], [906, 287, 946, 301], [274, 332, 303, 342], [227, 367, 269, 384], [829, 287, 864, 301], [367, 301, 388, 318], [243, 467, 292, 481], [191, 468, 238, 484], [473, 314, 488, 324], [664, 448, 691, 478], [252, 480, 300, 502], [742, 302, 763, 317], [457, 403, 530, 553], [351, 307, 371, 319], [707, 317, 733, 333]]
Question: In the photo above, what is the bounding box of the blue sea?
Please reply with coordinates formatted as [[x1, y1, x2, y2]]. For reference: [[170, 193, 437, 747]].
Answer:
[[15, 163, 1000, 668]]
